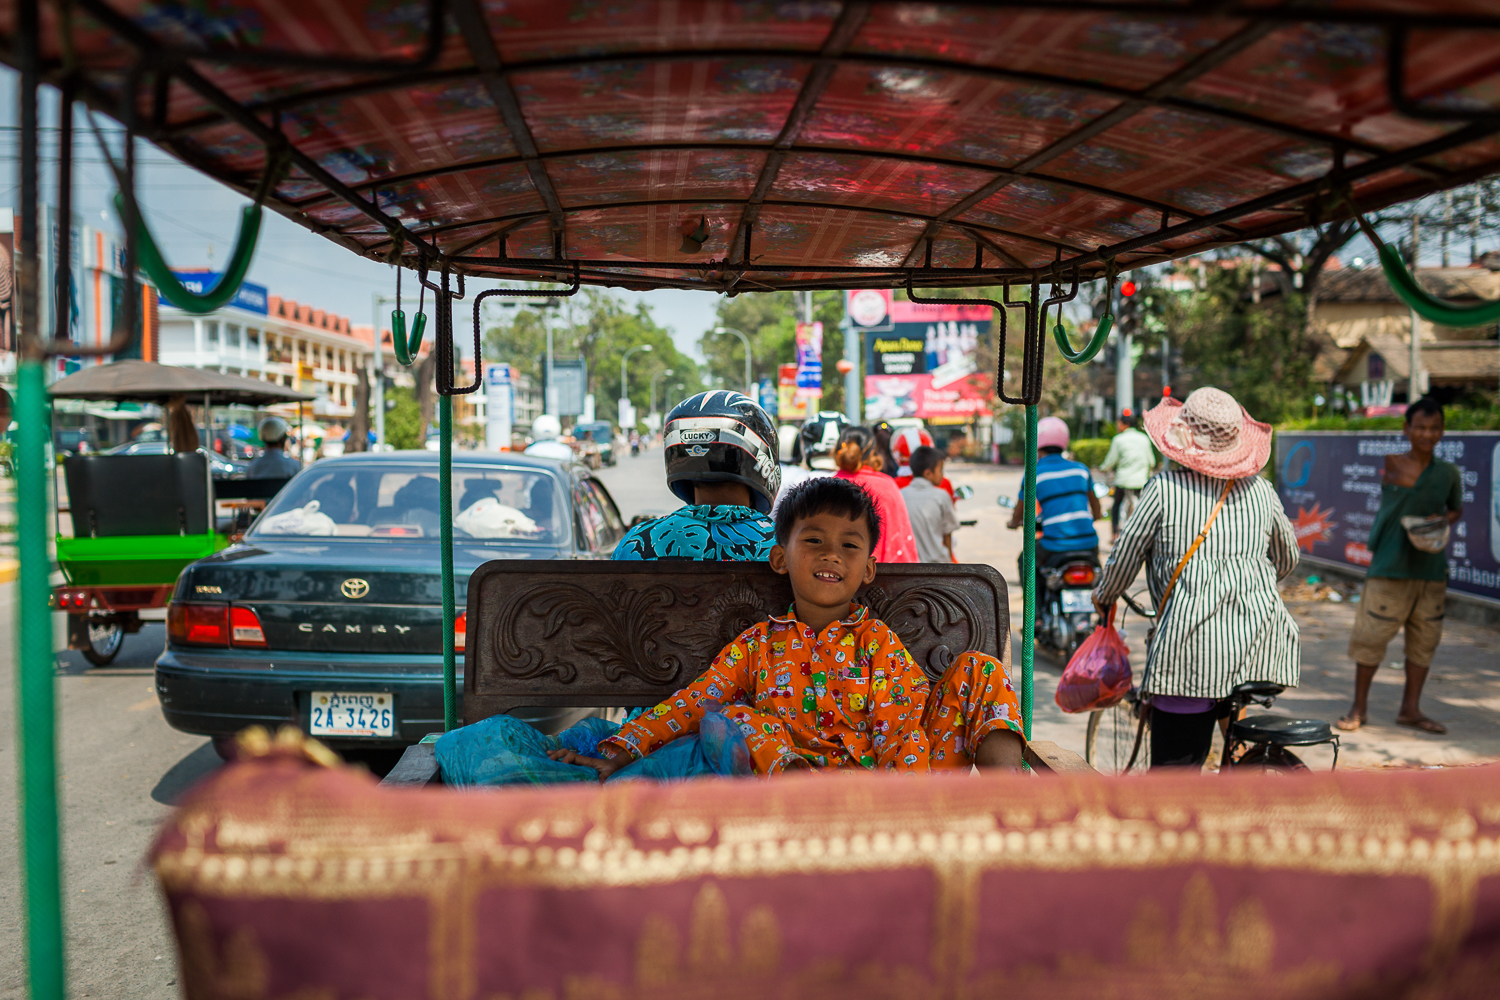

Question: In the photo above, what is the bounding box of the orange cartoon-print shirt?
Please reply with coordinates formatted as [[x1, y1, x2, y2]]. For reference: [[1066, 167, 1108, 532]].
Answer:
[[597, 605, 931, 774]]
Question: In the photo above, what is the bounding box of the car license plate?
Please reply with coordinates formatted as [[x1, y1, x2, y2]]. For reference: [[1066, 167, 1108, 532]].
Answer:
[[1060, 590, 1094, 613], [310, 692, 394, 738]]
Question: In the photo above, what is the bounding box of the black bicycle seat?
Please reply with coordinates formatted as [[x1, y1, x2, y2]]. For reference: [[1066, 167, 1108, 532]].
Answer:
[[1230, 681, 1286, 700], [1230, 714, 1334, 746]]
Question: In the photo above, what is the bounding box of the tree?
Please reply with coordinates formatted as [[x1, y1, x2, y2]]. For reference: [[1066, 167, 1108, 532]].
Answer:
[[384, 384, 423, 450], [702, 291, 846, 414], [483, 288, 702, 430]]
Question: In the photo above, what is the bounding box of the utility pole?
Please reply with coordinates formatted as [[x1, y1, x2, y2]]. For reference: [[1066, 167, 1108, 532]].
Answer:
[[843, 313, 860, 425], [1115, 283, 1136, 418], [370, 291, 388, 450]]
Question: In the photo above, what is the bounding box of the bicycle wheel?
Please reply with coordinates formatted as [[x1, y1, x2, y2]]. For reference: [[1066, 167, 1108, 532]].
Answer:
[[1231, 744, 1309, 774], [1085, 696, 1150, 774]]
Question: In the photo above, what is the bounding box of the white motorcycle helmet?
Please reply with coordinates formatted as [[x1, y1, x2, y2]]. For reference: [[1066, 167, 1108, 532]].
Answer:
[[532, 414, 562, 442]]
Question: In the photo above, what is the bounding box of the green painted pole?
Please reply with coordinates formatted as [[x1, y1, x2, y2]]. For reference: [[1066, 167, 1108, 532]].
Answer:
[[439, 394, 457, 731], [1020, 404, 1038, 739], [16, 361, 65, 1000]]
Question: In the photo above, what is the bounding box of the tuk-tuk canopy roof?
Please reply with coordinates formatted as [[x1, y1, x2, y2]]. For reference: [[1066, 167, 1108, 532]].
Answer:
[[16, 1, 1500, 292], [49, 360, 314, 406]]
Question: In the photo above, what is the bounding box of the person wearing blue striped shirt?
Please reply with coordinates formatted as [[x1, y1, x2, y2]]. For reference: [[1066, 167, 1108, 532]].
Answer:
[[1007, 416, 1102, 554]]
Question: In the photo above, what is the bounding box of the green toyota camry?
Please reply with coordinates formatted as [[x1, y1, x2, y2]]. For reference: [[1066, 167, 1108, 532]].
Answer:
[[154, 450, 626, 756]]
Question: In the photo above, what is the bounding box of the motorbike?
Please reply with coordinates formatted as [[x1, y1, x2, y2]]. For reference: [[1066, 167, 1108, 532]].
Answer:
[[998, 489, 1103, 660]]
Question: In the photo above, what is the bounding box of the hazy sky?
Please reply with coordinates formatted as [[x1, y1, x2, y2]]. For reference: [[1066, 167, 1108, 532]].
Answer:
[[0, 72, 720, 361]]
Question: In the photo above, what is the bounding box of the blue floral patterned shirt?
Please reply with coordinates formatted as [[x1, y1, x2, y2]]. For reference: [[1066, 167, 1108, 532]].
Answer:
[[612, 504, 776, 561]]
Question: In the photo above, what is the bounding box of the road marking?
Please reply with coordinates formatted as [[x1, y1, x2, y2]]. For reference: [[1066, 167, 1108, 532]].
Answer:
[[127, 695, 159, 711]]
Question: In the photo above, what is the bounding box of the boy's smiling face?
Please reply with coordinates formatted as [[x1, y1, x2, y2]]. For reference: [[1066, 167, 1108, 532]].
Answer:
[[769, 511, 877, 632]]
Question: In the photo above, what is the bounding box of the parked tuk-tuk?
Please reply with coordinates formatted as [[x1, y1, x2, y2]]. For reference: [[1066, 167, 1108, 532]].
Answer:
[[47, 360, 311, 664]]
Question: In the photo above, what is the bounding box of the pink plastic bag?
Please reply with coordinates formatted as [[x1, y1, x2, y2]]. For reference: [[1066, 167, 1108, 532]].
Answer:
[[1054, 608, 1133, 714]]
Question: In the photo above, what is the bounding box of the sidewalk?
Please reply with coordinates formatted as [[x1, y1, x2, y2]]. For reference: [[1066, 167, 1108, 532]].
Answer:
[[946, 461, 1500, 769]]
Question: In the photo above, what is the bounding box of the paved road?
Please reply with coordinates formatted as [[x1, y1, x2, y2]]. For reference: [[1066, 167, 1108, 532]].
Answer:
[[1, 589, 211, 1000]]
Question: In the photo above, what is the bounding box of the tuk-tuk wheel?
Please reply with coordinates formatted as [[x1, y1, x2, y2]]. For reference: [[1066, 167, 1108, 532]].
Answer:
[[80, 618, 124, 666]]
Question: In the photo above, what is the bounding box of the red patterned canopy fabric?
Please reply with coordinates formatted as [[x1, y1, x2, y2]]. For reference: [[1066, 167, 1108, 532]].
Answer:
[[153, 740, 1500, 1000], [5, 1, 1500, 291]]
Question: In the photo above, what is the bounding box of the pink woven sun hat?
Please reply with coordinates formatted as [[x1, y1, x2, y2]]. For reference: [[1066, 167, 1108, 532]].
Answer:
[[1143, 387, 1272, 480]]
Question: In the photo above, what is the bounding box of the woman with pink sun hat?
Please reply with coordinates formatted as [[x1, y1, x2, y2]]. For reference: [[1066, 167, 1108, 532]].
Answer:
[[1091, 387, 1301, 769]]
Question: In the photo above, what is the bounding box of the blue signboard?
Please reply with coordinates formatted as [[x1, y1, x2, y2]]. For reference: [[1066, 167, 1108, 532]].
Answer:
[[1276, 431, 1497, 602], [162, 270, 269, 315]]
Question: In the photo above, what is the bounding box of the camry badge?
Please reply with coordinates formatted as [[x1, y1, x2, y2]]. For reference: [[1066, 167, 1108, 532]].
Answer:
[[341, 578, 370, 599]]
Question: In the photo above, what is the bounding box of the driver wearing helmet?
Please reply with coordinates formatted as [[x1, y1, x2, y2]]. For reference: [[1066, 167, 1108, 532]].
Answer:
[[1005, 416, 1102, 553], [524, 414, 574, 461], [246, 416, 301, 479], [797, 411, 850, 471], [614, 391, 781, 561]]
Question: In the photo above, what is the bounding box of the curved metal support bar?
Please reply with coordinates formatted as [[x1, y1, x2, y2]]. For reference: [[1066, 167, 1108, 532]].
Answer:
[[904, 270, 1039, 405], [1387, 27, 1500, 124], [437, 264, 582, 397], [1356, 214, 1500, 327]]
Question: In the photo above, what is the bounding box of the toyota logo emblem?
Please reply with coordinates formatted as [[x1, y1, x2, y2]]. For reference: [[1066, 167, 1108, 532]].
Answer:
[[341, 578, 370, 599]]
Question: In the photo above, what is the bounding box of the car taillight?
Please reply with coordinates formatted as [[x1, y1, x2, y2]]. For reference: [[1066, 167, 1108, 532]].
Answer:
[[230, 606, 267, 648], [1062, 565, 1096, 586], [168, 603, 229, 646], [52, 588, 91, 609], [455, 612, 466, 652]]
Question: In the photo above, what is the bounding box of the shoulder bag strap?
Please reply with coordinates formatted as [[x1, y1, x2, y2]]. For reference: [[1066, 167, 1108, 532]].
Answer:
[[1156, 477, 1235, 614]]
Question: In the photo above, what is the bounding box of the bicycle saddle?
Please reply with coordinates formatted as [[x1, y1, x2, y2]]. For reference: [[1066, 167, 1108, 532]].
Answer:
[[1230, 714, 1334, 746], [1230, 680, 1286, 699]]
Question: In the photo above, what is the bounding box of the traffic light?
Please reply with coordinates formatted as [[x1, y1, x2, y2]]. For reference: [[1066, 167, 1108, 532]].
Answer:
[[1116, 284, 1139, 336], [1120, 280, 1137, 298]]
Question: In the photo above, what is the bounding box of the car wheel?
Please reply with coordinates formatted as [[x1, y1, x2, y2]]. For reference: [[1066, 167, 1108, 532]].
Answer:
[[81, 619, 124, 666]]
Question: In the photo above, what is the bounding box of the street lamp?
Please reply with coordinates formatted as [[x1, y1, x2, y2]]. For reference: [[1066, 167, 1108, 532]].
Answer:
[[620, 343, 652, 419], [712, 325, 753, 395], [650, 367, 674, 422]]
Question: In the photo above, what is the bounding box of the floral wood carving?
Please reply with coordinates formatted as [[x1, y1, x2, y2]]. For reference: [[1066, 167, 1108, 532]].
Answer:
[[672, 577, 781, 669], [861, 584, 988, 681], [490, 581, 693, 685]]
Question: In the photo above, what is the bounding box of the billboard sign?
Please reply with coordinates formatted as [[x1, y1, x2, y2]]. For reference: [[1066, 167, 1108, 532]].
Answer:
[[165, 270, 269, 315], [1276, 431, 1497, 602], [485, 363, 513, 451], [777, 362, 807, 421], [846, 288, 893, 331], [545, 358, 588, 416], [795, 321, 823, 401], [864, 300, 992, 420]]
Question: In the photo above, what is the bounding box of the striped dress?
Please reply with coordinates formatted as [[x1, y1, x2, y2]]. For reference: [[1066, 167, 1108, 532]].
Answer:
[[1092, 470, 1300, 698]]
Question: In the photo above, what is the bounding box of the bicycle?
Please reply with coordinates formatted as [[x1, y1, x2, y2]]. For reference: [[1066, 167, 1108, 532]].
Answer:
[[1084, 592, 1339, 774]]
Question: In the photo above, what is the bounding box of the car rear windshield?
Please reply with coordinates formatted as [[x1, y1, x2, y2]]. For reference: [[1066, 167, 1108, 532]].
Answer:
[[249, 463, 569, 544]]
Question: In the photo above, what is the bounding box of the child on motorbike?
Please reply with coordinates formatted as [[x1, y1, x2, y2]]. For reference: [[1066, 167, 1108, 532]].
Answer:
[[551, 477, 1026, 776]]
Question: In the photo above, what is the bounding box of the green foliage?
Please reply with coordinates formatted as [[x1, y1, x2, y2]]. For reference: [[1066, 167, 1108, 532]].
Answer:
[[1278, 405, 1500, 432], [1070, 438, 1112, 468], [384, 384, 423, 451], [1165, 263, 1316, 424], [705, 291, 846, 414], [484, 288, 702, 431]]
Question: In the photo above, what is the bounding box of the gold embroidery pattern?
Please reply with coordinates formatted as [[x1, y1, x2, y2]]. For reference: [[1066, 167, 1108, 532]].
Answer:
[[155, 765, 1500, 999]]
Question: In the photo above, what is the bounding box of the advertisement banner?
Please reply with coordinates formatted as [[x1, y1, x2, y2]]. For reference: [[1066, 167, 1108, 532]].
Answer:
[[795, 321, 823, 401], [485, 363, 513, 451], [778, 362, 807, 421], [845, 288, 893, 331], [864, 300, 992, 420], [1276, 431, 1497, 602]]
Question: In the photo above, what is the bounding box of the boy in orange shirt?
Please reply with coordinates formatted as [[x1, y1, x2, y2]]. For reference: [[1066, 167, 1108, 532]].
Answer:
[[550, 478, 1025, 776]]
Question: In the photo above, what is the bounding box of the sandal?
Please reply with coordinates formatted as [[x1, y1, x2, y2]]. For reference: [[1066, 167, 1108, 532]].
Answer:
[[1335, 714, 1364, 733], [1396, 715, 1447, 735]]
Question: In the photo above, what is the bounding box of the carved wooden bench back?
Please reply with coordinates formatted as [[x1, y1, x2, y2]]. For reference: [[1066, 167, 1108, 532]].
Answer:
[[463, 561, 1009, 724]]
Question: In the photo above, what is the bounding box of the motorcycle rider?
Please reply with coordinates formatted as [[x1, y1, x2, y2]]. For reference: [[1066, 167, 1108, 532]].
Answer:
[[614, 391, 781, 561], [797, 410, 850, 471], [1006, 415, 1102, 590], [524, 414, 574, 461], [246, 416, 300, 479]]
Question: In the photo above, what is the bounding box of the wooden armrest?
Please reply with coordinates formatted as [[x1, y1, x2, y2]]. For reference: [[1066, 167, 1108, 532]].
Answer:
[[1025, 740, 1095, 774]]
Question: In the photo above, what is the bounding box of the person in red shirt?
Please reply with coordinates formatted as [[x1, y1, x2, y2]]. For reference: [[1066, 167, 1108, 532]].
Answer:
[[832, 426, 919, 562], [550, 477, 1025, 776]]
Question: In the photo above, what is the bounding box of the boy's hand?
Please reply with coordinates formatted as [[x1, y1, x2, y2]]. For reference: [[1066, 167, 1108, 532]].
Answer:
[[547, 747, 628, 782]]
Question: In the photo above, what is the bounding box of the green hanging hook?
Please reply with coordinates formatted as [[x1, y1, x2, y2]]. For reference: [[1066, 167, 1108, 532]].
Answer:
[[100, 119, 286, 315], [1353, 208, 1500, 327], [1053, 260, 1116, 364], [391, 257, 428, 367]]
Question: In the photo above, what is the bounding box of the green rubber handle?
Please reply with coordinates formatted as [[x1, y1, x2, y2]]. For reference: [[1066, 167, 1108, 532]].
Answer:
[[389, 309, 427, 367], [116, 193, 261, 315], [1378, 243, 1500, 327], [1054, 313, 1112, 364]]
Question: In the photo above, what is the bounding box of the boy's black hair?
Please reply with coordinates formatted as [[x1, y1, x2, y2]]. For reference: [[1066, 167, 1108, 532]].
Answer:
[[773, 476, 882, 550], [1405, 396, 1444, 425], [909, 444, 943, 478]]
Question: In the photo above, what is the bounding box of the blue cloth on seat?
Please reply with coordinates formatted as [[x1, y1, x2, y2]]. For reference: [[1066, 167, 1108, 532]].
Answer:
[[434, 712, 751, 788]]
